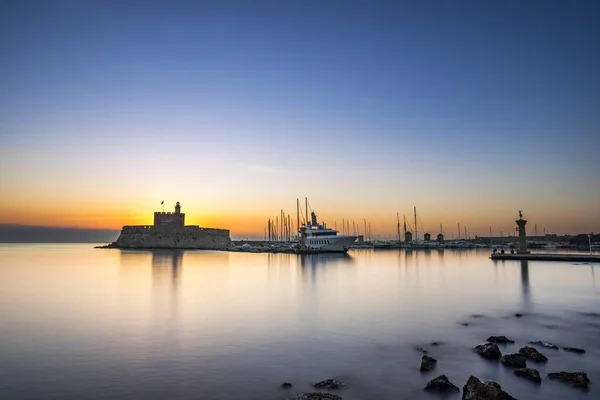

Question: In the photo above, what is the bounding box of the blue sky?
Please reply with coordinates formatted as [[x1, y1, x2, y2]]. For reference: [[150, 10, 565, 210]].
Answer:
[[1, 0, 599, 236]]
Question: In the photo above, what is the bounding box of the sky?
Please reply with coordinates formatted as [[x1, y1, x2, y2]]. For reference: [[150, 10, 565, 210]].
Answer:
[[1, 0, 599, 239]]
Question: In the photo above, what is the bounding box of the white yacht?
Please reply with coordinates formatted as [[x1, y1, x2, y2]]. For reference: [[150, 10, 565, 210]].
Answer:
[[302, 211, 357, 252]]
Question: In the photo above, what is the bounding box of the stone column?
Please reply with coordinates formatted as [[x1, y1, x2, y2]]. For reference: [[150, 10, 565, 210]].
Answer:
[[516, 217, 530, 254]]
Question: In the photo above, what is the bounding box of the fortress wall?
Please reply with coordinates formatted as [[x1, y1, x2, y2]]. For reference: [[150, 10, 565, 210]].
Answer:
[[115, 225, 231, 250]]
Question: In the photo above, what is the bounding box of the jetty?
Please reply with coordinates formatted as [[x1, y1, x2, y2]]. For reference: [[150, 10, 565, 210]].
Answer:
[[489, 211, 598, 262], [491, 253, 600, 262]]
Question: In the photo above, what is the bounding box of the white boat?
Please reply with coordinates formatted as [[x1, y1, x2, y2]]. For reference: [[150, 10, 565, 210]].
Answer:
[[303, 211, 357, 252]]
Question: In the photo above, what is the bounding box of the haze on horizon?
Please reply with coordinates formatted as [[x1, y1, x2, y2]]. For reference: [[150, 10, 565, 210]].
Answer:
[[1, 0, 599, 239]]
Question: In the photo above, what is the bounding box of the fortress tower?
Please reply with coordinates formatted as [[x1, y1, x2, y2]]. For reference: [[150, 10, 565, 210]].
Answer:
[[154, 201, 185, 227]]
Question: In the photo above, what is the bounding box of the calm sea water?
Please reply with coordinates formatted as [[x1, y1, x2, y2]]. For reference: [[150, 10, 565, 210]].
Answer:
[[1, 244, 598, 399]]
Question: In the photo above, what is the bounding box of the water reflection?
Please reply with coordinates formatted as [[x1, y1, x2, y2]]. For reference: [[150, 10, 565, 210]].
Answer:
[[520, 260, 531, 310], [151, 250, 183, 292], [299, 252, 353, 269]]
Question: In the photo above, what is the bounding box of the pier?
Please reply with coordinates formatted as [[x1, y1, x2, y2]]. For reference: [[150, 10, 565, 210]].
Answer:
[[490, 253, 600, 262]]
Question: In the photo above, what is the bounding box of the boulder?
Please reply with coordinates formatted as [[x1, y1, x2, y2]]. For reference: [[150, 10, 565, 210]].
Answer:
[[281, 382, 293, 389], [313, 379, 345, 390], [462, 376, 517, 400], [548, 371, 590, 389], [519, 346, 548, 362], [289, 393, 343, 400], [514, 368, 541, 383], [515, 313, 523, 318], [424, 375, 460, 393], [500, 353, 527, 368], [430, 341, 443, 346], [475, 343, 502, 359], [487, 336, 515, 344], [414, 346, 428, 354], [420, 355, 437, 372], [563, 347, 586, 354], [529, 341, 559, 350]]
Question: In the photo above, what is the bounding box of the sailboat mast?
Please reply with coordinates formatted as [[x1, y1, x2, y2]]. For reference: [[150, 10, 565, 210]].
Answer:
[[414, 206, 417, 241], [296, 198, 300, 231], [305, 197, 308, 227], [397, 213, 401, 242]]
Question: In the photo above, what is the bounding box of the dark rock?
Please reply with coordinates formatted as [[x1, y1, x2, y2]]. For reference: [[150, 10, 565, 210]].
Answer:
[[471, 314, 485, 318], [424, 375, 460, 393], [420, 355, 437, 372], [500, 353, 527, 368], [313, 379, 345, 390], [519, 346, 548, 362], [289, 393, 343, 400], [487, 335, 515, 344], [529, 341, 559, 350], [515, 313, 523, 318], [430, 341, 443, 346], [414, 346, 428, 354], [582, 312, 600, 317], [548, 371, 590, 389], [475, 343, 502, 359], [563, 347, 586, 354], [459, 322, 470, 326], [462, 376, 517, 400], [514, 368, 542, 383], [281, 382, 293, 389]]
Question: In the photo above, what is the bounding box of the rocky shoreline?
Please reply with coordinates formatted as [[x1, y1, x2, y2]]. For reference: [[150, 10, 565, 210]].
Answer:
[[279, 312, 594, 399]]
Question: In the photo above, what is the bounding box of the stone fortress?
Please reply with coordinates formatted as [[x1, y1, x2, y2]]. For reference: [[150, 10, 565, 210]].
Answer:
[[110, 202, 232, 250]]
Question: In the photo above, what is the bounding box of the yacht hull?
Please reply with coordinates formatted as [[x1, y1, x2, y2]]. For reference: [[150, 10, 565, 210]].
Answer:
[[304, 235, 357, 253]]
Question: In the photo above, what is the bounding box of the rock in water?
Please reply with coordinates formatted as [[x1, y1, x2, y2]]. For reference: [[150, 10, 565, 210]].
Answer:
[[289, 393, 343, 400], [414, 346, 428, 354], [563, 347, 586, 354], [424, 375, 460, 393], [500, 353, 527, 368], [462, 376, 517, 400], [313, 379, 345, 390], [519, 346, 548, 362], [475, 343, 502, 359], [487, 335, 515, 344], [529, 341, 559, 350], [548, 372, 590, 389], [514, 368, 542, 383], [281, 382, 293, 389], [420, 355, 437, 372]]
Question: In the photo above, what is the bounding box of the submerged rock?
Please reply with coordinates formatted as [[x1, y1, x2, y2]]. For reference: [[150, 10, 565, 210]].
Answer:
[[487, 335, 515, 344], [313, 379, 345, 390], [424, 375, 460, 393], [519, 346, 548, 362], [462, 376, 517, 400], [515, 313, 524, 318], [414, 346, 428, 354], [459, 322, 470, 326], [529, 341, 559, 350], [548, 371, 590, 389], [514, 368, 541, 383], [420, 355, 437, 372], [563, 347, 586, 354], [475, 343, 502, 359], [289, 393, 342, 400], [281, 382, 293, 389], [500, 353, 527, 368], [430, 341, 443, 346]]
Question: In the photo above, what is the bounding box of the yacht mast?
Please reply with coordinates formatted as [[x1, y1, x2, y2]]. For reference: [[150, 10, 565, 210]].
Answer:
[[397, 213, 401, 242]]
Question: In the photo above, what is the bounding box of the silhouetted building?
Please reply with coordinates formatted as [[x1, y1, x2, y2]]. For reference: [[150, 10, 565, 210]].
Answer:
[[424, 233, 431, 241], [437, 233, 444, 242], [405, 231, 413, 243]]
